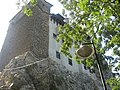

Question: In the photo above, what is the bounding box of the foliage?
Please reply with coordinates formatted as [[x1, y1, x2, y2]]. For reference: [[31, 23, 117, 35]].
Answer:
[[57, 0, 120, 89], [16, 0, 120, 89], [106, 77, 120, 90], [107, 57, 120, 90], [16, 0, 37, 16]]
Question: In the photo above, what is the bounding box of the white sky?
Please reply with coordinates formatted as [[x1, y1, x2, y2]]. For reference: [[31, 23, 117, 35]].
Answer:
[[0, 0, 114, 57], [0, 0, 63, 51]]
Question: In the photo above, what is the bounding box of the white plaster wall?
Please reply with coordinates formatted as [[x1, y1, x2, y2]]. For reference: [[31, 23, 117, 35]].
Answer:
[[49, 16, 91, 73]]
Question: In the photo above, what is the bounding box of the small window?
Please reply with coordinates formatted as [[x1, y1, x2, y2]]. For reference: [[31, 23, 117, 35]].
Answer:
[[68, 58, 73, 66], [62, 39, 64, 43], [56, 51, 60, 59], [53, 33, 57, 39], [84, 65, 87, 70]]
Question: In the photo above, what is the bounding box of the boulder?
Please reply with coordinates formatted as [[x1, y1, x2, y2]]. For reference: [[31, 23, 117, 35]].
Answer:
[[0, 51, 100, 90]]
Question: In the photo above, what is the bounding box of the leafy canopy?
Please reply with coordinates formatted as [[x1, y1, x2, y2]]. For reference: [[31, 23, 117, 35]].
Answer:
[[57, 0, 120, 89], [56, 0, 120, 66], [16, 0, 120, 89]]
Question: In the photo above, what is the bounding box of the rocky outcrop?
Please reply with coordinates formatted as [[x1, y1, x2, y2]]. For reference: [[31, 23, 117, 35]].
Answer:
[[0, 51, 100, 90]]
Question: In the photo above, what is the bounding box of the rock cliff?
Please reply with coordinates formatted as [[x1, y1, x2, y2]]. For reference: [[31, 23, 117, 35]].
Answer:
[[0, 51, 102, 90]]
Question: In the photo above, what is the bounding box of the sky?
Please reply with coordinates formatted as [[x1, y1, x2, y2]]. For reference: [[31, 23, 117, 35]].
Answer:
[[0, 0, 18, 51], [0, 0, 117, 72], [0, 0, 113, 57], [0, 0, 63, 51]]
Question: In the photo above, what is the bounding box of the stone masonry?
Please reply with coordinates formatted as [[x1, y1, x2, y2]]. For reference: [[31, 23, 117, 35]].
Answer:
[[0, 51, 99, 90], [0, 0, 52, 70]]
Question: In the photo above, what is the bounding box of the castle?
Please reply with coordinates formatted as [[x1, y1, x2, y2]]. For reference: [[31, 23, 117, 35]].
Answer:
[[0, 0, 90, 75]]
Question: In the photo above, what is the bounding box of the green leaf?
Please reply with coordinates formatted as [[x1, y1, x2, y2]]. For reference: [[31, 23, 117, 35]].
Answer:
[[23, 6, 33, 16], [57, 1, 120, 89], [30, 0, 37, 6]]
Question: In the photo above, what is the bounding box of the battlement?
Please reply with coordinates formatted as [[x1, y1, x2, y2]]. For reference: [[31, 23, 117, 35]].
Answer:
[[50, 14, 65, 26]]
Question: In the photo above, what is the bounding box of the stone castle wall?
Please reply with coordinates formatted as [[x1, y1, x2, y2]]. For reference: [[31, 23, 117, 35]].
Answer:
[[0, 1, 51, 70]]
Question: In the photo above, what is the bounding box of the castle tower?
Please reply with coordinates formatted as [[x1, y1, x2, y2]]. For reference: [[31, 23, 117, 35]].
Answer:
[[0, 0, 52, 70]]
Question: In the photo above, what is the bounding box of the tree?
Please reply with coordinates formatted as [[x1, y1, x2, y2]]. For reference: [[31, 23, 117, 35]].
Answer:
[[17, 0, 120, 89], [16, 0, 37, 16], [57, 0, 120, 89]]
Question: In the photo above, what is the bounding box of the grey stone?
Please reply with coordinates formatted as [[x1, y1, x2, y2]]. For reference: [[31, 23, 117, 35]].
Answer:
[[0, 51, 101, 90], [0, 0, 52, 70]]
